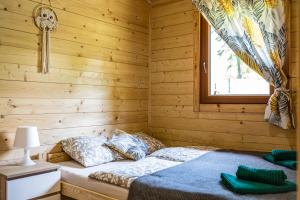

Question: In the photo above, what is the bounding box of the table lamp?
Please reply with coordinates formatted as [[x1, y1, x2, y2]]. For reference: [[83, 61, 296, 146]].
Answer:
[[14, 126, 40, 166]]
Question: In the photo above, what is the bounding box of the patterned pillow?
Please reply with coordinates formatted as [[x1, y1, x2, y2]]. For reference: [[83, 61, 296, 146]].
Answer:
[[133, 132, 165, 155], [149, 147, 209, 162], [61, 136, 122, 167], [106, 132, 148, 160], [110, 129, 128, 135]]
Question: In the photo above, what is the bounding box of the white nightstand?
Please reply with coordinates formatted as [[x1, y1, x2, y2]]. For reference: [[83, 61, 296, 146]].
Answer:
[[0, 161, 61, 200]]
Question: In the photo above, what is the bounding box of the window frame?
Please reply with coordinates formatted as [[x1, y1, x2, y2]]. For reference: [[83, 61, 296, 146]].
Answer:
[[193, 13, 274, 108]]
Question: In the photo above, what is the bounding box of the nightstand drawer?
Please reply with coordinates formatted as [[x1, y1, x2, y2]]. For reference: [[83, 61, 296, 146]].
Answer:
[[6, 170, 60, 200]]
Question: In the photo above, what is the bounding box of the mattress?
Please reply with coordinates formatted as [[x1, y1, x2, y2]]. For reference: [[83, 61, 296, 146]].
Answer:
[[58, 160, 135, 200]]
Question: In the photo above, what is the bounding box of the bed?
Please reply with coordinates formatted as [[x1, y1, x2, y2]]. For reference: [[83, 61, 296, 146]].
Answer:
[[47, 147, 296, 200], [47, 146, 210, 200]]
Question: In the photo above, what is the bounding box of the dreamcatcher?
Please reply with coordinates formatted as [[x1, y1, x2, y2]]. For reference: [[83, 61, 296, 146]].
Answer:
[[33, 1, 58, 74]]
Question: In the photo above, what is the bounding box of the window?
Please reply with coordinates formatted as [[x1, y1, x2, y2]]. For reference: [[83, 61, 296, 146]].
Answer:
[[196, 16, 273, 104]]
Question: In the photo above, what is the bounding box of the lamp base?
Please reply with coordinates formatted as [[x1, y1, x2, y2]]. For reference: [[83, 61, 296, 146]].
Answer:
[[18, 149, 36, 166], [19, 158, 36, 166]]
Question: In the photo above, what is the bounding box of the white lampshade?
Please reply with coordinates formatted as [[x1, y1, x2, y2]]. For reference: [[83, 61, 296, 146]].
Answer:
[[14, 126, 40, 148]]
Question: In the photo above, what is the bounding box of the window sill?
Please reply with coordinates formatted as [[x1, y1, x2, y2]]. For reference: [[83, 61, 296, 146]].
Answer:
[[200, 95, 269, 104], [196, 103, 266, 113]]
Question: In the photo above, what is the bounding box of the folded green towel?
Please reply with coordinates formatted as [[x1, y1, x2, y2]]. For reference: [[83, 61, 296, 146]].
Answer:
[[264, 154, 297, 170], [221, 173, 296, 194], [236, 165, 287, 185], [272, 150, 296, 161]]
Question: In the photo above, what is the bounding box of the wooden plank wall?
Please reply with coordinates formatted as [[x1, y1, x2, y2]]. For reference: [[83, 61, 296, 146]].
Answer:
[[0, 0, 150, 162], [150, 0, 298, 152]]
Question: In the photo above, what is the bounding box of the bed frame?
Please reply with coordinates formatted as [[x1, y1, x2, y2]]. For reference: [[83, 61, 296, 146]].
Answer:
[[47, 151, 120, 200]]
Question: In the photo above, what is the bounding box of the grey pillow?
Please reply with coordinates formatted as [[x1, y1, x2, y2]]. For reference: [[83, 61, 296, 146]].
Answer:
[[61, 136, 122, 167], [133, 132, 165, 155], [106, 131, 148, 160]]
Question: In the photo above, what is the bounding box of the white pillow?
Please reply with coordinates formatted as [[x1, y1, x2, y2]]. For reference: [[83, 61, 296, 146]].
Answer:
[[61, 136, 122, 167]]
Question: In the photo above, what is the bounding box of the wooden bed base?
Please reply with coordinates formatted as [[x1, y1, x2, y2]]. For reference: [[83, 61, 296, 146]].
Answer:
[[47, 150, 121, 200], [61, 181, 118, 200]]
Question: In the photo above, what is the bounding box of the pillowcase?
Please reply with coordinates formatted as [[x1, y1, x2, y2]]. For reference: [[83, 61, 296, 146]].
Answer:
[[106, 131, 148, 160], [149, 147, 209, 162], [61, 136, 122, 167], [133, 132, 165, 155]]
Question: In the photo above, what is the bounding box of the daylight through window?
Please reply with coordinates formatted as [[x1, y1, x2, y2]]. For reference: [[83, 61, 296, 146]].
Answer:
[[199, 17, 272, 104]]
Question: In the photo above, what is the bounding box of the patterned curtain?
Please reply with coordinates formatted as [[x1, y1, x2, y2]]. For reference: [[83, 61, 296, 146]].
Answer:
[[192, 0, 294, 129]]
